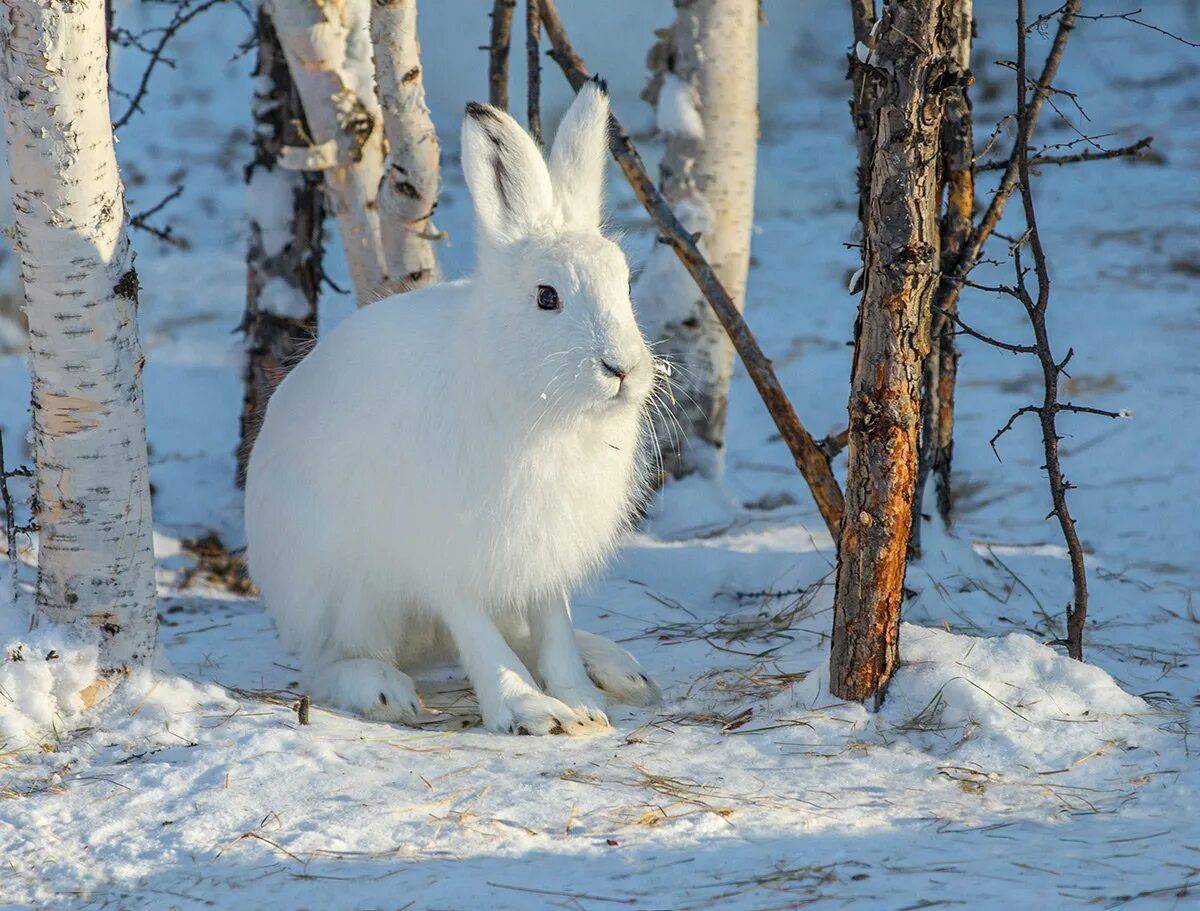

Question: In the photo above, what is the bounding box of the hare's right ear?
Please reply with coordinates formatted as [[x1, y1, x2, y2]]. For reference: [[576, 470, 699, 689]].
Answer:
[[462, 102, 555, 244]]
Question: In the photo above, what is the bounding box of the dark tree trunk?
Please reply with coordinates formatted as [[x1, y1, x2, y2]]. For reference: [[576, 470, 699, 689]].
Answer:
[[488, 0, 516, 109], [237, 10, 325, 486], [831, 0, 951, 704], [910, 0, 973, 553]]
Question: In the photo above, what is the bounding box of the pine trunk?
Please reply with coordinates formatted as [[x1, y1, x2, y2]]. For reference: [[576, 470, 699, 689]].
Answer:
[[370, 0, 441, 292], [830, 0, 950, 704], [268, 0, 389, 304], [1, 0, 157, 670], [640, 0, 758, 481], [911, 0, 973, 552], [238, 11, 326, 485], [932, 0, 973, 523]]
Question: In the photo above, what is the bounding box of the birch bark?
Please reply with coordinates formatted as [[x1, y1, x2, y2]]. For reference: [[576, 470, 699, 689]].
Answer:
[[370, 0, 440, 291], [1, 0, 157, 669], [268, 0, 388, 304], [830, 0, 950, 703], [640, 0, 758, 481], [238, 10, 326, 484]]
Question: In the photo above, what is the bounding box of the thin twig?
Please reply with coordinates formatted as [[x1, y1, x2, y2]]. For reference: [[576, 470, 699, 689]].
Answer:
[[129, 184, 189, 249], [976, 135, 1153, 171], [538, 0, 845, 538], [112, 0, 252, 130], [931, 0, 1081, 329], [1003, 0, 1127, 661], [1074, 7, 1200, 48]]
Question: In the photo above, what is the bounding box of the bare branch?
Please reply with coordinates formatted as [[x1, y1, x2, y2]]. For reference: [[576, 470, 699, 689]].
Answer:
[[935, 305, 1036, 354], [538, 0, 845, 538], [977, 136, 1153, 171], [989, 405, 1041, 457]]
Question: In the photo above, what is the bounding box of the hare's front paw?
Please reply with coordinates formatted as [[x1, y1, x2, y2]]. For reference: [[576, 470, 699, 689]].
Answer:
[[546, 680, 610, 727], [483, 689, 607, 736], [310, 658, 422, 723]]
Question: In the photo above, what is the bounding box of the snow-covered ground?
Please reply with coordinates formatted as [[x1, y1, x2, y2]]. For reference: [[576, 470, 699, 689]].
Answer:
[[2, 1, 1199, 908]]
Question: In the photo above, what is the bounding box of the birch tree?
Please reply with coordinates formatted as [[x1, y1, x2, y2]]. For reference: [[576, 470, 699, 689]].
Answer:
[[370, 0, 440, 291], [267, 0, 389, 304], [639, 0, 758, 481], [238, 11, 326, 483], [830, 0, 951, 703], [2, 0, 157, 670]]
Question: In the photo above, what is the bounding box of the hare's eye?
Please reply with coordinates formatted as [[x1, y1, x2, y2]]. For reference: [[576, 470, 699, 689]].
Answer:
[[536, 285, 561, 312]]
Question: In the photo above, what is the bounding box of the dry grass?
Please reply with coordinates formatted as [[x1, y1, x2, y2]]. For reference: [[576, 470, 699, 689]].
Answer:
[[179, 532, 257, 596]]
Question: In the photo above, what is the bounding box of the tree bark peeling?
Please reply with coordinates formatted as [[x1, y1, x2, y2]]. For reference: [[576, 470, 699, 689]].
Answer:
[[831, 0, 951, 704], [2, 0, 157, 670], [370, 0, 441, 292], [268, 0, 389, 304]]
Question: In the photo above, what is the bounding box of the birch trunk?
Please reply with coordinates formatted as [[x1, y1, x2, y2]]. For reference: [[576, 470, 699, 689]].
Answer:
[[640, 0, 758, 481], [830, 0, 950, 704], [267, 0, 388, 304], [238, 11, 326, 485], [370, 0, 440, 291], [1, 0, 157, 670]]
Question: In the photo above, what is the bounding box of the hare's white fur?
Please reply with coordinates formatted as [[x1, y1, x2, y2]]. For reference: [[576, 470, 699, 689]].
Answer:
[[245, 84, 659, 735]]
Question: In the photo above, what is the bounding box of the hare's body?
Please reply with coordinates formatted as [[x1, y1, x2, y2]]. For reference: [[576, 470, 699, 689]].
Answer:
[[246, 278, 642, 672], [245, 84, 660, 733]]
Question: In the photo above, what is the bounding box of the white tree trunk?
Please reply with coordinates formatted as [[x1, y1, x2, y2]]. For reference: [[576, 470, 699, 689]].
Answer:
[[267, 0, 389, 304], [639, 0, 758, 481], [1, 0, 157, 670], [370, 0, 440, 291]]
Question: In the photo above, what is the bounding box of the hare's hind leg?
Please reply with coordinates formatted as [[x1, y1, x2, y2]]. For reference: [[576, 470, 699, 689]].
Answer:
[[574, 630, 662, 707], [308, 656, 422, 723]]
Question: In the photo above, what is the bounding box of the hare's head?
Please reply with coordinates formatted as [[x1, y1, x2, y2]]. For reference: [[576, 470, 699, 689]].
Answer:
[[461, 81, 652, 425]]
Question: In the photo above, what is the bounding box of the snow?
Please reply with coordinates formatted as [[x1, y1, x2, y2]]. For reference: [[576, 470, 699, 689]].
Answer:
[[0, 609, 99, 750], [3, 0, 1200, 907], [656, 71, 706, 141]]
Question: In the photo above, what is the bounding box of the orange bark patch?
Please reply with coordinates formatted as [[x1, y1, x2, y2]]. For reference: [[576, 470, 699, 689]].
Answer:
[[946, 169, 973, 222], [40, 392, 104, 436]]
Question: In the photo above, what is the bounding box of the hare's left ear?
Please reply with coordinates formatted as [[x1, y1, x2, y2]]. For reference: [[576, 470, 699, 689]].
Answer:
[[549, 78, 611, 230]]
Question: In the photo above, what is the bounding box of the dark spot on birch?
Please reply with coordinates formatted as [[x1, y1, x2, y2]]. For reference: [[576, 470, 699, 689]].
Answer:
[[113, 268, 139, 300]]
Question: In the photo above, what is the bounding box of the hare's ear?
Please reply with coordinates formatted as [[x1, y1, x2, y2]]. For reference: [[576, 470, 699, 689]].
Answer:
[[462, 102, 554, 244], [549, 79, 610, 230]]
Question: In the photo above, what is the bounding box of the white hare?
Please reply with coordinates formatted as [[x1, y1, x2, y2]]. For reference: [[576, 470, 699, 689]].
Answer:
[[245, 82, 660, 735]]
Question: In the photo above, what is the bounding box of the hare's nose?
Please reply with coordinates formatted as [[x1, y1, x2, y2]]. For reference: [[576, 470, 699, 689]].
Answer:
[[601, 360, 628, 381]]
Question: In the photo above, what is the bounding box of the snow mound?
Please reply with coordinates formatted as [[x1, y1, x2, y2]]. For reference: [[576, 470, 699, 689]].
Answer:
[[0, 595, 233, 752], [883, 624, 1153, 768], [0, 601, 99, 750]]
